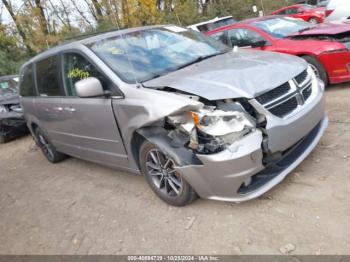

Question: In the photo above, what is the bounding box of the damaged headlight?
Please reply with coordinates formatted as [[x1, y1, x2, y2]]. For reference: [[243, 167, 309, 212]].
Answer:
[[10, 105, 23, 113], [167, 106, 256, 154]]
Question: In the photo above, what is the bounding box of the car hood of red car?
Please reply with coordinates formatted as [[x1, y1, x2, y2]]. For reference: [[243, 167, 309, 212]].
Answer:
[[291, 21, 350, 36]]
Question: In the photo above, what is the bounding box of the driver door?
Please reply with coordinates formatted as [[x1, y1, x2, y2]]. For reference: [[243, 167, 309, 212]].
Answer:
[[55, 51, 129, 169]]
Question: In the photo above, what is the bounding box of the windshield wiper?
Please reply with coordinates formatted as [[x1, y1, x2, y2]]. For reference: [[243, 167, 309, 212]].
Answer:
[[298, 26, 316, 33], [142, 51, 228, 82], [175, 51, 228, 71]]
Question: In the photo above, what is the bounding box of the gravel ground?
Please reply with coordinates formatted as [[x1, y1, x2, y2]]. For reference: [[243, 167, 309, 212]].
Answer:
[[0, 84, 349, 255]]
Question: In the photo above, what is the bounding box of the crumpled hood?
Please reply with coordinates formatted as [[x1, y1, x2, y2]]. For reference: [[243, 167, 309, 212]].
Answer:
[[291, 22, 350, 36], [143, 49, 307, 100]]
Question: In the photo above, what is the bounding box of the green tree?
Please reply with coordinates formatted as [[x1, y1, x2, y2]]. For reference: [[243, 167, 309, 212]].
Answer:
[[0, 25, 29, 75]]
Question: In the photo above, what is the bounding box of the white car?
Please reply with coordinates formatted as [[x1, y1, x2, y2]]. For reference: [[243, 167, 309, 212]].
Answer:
[[325, 0, 350, 22], [187, 16, 236, 33]]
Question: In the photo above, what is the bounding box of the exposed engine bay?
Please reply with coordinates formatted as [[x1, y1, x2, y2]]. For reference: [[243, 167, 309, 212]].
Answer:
[[161, 91, 263, 155], [290, 32, 350, 49]]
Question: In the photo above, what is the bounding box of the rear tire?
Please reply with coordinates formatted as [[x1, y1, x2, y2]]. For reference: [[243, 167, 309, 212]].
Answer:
[[302, 55, 328, 85], [34, 127, 67, 163], [139, 140, 198, 206]]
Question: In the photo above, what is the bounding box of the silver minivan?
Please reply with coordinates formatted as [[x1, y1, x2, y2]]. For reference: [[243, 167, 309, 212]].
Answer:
[[19, 25, 328, 206]]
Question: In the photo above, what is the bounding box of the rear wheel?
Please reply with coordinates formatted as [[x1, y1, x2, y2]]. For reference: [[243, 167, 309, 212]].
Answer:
[[34, 127, 67, 163], [302, 55, 328, 85], [139, 141, 197, 206]]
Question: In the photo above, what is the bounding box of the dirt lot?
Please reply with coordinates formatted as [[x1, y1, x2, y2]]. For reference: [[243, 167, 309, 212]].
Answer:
[[0, 84, 349, 255]]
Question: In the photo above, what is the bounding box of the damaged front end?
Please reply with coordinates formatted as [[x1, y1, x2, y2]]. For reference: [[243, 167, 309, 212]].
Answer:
[[0, 103, 27, 142], [134, 68, 327, 202], [166, 99, 257, 155]]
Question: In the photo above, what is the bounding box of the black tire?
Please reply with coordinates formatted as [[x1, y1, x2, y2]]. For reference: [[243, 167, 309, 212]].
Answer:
[[34, 127, 67, 163], [139, 140, 198, 206], [302, 55, 328, 85]]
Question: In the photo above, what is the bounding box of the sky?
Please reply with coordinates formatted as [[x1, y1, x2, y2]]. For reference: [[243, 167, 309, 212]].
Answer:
[[0, 0, 91, 25]]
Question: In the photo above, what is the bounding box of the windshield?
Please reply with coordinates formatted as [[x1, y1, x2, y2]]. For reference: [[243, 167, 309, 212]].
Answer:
[[89, 26, 230, 83], [302, 4, 316, 10], [0, 77, 18, 97], [253, 17, 314, 39]]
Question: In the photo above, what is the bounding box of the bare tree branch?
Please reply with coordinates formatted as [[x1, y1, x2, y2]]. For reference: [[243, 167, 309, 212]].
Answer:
[[71, 0, 93, 26], [1, 0, 34, 53]]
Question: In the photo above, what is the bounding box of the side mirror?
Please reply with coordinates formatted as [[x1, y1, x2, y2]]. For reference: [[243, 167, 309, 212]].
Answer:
[[251, 40, 267, 48], [75, 77, 106, 98]]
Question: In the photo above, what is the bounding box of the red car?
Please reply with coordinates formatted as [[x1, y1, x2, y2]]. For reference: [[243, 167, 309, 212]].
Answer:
[[207, 16, 350, 84], [272, 4, 325, 24]]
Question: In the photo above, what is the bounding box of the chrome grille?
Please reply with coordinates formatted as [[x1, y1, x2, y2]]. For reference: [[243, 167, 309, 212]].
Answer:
[[294, 69, 308, 85], [302, 83, 312, 101], [255, 70, 313, 118], [269, 97, 298, 118], [256, 82, 291, 105]]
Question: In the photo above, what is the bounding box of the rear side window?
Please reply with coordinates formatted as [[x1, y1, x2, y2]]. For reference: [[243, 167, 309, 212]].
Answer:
[[36, 56, 63, 96], [276, 9, 287, 15], [20, 65, 36, 97], [286, 8, 299, 14]]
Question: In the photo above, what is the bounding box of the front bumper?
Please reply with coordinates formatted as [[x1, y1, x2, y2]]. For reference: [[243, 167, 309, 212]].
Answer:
[[176, 75, 328, 202], [319, 51, 350, 84], [0, 112, 27, 139], [177, 116, 327, 202]]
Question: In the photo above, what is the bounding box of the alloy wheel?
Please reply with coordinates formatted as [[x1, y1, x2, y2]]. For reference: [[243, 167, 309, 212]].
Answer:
[[145, 149, 183, 197], [37, 133, 55, 161]]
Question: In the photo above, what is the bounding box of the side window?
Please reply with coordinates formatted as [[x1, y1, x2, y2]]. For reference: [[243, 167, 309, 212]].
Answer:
[[20, 65, 36, 97], [286, 8, 299, 14], [211, 32, 227, 45], [63, 53, 110, 97], [277, 9, 287, 15], [227, 29, 266, 47], [36, 56, 63, 96]]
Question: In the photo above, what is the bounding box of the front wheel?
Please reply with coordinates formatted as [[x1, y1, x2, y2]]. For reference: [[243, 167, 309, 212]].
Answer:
[[139, 141, 197, 206], [302, 55, 328, 85]]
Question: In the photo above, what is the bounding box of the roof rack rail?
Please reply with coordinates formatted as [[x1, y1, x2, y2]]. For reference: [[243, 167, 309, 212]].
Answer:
[[63, 26, 124, 43]]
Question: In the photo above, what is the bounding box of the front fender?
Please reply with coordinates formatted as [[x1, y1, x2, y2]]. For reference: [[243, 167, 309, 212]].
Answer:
[[136, 126, 202, 167]]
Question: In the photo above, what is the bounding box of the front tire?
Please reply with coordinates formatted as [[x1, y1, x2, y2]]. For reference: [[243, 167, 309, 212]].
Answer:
[[302, 55, 328, 85], [139, 141, 197, 206], [34, 127, 67, 163]]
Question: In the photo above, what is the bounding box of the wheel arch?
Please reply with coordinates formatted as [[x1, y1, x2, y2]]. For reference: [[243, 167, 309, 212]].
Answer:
[[132, 126, 202, 170]]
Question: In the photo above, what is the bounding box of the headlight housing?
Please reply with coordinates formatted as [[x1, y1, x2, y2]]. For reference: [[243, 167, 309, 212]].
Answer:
[[167, 106, 255, 154], [10, 105, 23, 113]]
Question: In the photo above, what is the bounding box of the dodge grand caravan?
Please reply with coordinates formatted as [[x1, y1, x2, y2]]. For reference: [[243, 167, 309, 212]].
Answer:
[[19, 25, 328, 206]]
